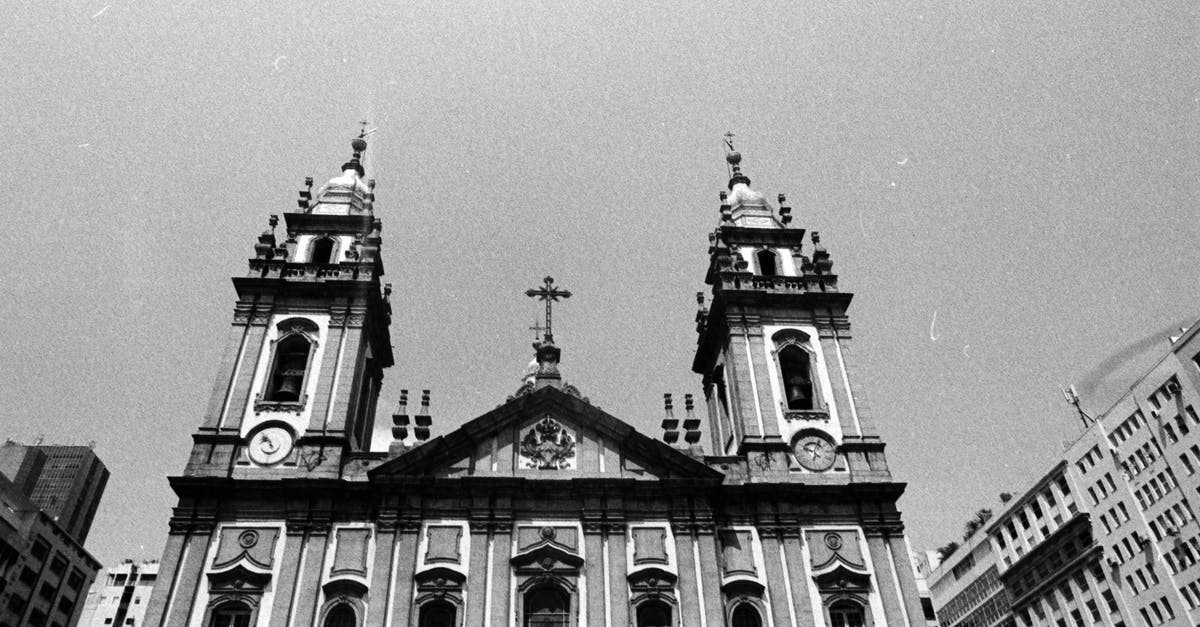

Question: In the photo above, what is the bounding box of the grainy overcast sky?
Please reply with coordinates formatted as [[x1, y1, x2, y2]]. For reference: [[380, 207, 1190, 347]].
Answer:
[[1, 1, 1197, 566]]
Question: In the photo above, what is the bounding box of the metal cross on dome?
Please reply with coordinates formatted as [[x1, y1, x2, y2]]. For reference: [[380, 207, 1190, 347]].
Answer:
[[525, 276, 571, 343]]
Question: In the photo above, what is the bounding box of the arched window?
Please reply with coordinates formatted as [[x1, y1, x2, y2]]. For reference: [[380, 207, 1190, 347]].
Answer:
[[731, 604, 762, 627], [778, 344, 814, 410], [266, 333, 312, 402], [418, 601, 457, 627], [209, 602, 252, 627], [311, 237, 337, 264], [637, 600, 672, 627], [323, 604, 357, 627], [524, 585, 569, 627], [829, 601, 866, 627], [756, 249, 778, 276]]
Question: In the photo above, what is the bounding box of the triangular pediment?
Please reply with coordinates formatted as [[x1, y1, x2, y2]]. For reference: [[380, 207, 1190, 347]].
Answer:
[[370, 387, 722, 482]]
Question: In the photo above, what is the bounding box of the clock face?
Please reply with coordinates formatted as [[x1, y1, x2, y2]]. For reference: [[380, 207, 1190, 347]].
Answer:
[[247, 425, 294, 466], [794, 433, 837, 471]]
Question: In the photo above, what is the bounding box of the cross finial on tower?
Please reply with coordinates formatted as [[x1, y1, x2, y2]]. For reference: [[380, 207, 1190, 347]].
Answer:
[[723, 131, 736, 153], [358, 120, 371, 138], [525, 276, 572, 343], [529, 318, 547, 341]]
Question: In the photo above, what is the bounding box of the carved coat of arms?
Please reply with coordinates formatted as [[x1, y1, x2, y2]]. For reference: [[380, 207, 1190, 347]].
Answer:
[[520, 416, 576, 470]]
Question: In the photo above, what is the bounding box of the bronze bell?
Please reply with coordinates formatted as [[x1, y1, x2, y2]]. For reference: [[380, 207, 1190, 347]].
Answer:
[[785, 376, 812, 410], [275, 369, 304, 400]]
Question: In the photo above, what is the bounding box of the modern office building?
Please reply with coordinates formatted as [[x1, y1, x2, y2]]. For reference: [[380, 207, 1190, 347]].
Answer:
[[927, 319, 1200, 627], [0, 441, 110, 544], [0, 473, 100, 627]]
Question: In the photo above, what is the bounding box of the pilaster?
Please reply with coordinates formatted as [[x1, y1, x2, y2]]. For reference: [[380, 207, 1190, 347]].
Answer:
[[488, 525, 513, 626], [887, 535, 926, 627], [268, 527, 308, 627], [464, 526, 490, 626], [390, 525, 421, 627], [864, 533, 907, 627], [142, 531, 188, 626], [199, 310, 257, 432], [608, 526, 630, 626], [672, 524, 703, 626], [783, 530, 816, 627], [364, 526, 396, 626], [761, 530, 795, 626], [696, 526, 726, 621], [290, 526, 329, 625], [164, 524, 215, 627]]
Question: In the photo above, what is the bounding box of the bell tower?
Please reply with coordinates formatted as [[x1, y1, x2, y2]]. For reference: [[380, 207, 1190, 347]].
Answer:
[[692, 146, 891, 481], [184, 135, 394, 480]]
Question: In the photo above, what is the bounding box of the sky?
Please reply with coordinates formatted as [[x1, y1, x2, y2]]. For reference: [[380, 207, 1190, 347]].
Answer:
[[1, 0, 1197, 567]]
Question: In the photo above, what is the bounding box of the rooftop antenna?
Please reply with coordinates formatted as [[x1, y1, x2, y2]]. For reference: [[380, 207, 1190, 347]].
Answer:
[[1061, 385, 1094, 429]]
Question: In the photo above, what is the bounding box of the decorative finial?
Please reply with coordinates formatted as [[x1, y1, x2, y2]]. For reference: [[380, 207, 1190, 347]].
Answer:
[[530, 318, 547, 341], [525, 276, 572, 344], [722, 131, 750, 189], [343, 124, 369, 177]]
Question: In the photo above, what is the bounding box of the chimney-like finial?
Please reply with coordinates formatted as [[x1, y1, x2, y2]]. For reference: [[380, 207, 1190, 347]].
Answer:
[[414, 390, 432, 441], [391, 390, 410, 440], [683, 394, 701, 444], [662, 393, 680, 444]]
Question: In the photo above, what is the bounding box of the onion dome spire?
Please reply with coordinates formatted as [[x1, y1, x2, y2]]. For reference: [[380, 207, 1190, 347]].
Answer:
[[726, 149, 752, 189], [344, 135, 367, 177], [719, 133, 777, 228]]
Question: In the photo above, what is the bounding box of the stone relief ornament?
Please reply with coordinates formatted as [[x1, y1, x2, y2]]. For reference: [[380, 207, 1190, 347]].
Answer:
[[519, 416, 577, 470]]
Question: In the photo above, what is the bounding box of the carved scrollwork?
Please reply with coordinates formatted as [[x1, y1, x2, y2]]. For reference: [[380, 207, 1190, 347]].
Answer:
[[519, 416, 576, 470]]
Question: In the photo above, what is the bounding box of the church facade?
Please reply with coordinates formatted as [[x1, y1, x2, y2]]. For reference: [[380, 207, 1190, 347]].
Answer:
[[141, 136, 927, 627]]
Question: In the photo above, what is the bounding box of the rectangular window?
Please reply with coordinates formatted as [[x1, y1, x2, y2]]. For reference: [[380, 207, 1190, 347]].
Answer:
[[1103, 590, 1119, 613], [31, 537, 50, 560]]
